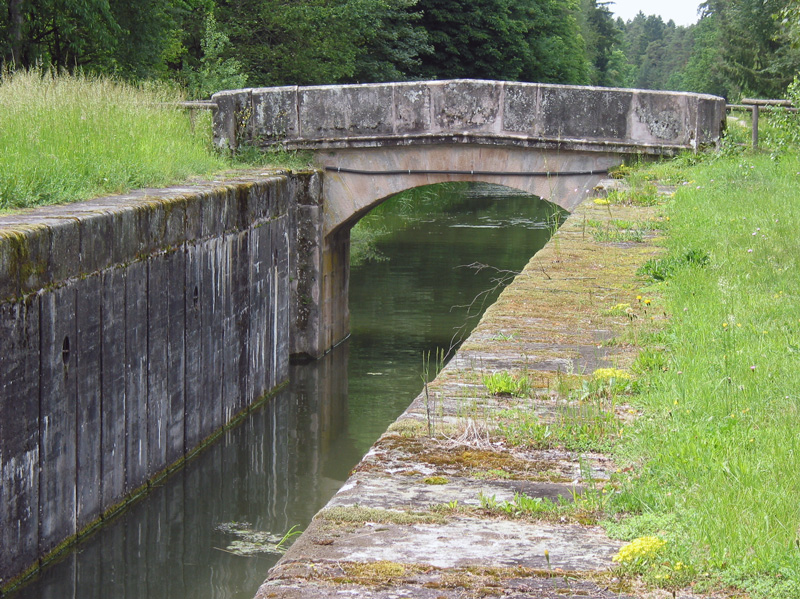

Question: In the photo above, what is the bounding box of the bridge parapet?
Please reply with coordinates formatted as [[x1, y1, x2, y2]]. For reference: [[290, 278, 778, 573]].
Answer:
[[213, 80, 725, 155]]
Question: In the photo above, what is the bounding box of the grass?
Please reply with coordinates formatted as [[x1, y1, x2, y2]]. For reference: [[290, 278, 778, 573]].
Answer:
[[495, 402, 620, 452], [607, 135, 800, 597], [482, 371, 531, 397], [0, 69, 310, 212], [585, 217, 659, 243]]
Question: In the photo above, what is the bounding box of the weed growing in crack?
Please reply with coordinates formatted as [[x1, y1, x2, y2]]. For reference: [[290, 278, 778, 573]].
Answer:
[[482, 371, 532, 397]]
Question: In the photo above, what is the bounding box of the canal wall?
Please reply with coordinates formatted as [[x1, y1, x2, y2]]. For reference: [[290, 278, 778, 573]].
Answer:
[[0, 171, 324, 590]]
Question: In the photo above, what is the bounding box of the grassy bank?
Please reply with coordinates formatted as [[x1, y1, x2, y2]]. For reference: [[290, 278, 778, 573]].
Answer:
[[0, 69, 311, 212], [609, 144, 800, 596], [0, 69, 231, 211]]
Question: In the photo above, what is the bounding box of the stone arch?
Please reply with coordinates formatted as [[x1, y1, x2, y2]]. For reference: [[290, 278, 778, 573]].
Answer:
[[316, 144, 624, 238]]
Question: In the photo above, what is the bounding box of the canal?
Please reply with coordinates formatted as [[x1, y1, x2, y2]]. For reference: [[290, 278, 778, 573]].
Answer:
[[8, 183, 561, 599]]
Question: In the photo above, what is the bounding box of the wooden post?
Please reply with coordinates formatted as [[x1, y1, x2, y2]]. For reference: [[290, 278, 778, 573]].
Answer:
[[739, 99, 795, 151], [752, 104, 759, 150]]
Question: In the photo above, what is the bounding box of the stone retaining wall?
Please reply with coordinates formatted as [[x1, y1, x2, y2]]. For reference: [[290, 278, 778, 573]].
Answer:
[[0, 172, 323, 590]]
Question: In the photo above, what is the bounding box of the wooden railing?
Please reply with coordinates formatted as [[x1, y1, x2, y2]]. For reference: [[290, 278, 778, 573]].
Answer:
[[727, 98, 797, 149]]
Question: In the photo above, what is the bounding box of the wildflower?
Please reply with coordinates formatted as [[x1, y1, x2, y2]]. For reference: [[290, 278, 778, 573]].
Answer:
[[722, 323, 728, 328], [636, 295, 642, 301], [644, 298, 651, 305], [750, 365, 756, 371], [613, 537, 667, 564], [594, 198, 610, 205], [747, 249, 753, 253], [593, 368, 631, 381]]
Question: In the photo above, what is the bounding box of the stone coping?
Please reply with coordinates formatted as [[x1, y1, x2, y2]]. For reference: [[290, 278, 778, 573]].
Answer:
[[0, 171, 294, 303]]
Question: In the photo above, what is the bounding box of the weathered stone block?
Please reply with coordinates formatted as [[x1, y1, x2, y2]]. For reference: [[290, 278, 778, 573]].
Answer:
[[100, 267, 127, 510], [212, 90, 252, 151], [47, 219, 81, 283], [183, 243, 204, 452], [76, 274, 102, 530], [125, 260, 148, 493], [299, 84, 394, 139], [431, 80, 502, 133], [251, 86, 299, 144], [200, 236, 225, 439], [147, 253, 170, 476], [39, 284, 78, 555], [503, 82, 540, 134], [161, 196, 188, 248], [166, 248, 186, 466], [78, 212, 114, 275], [0, 231, 20, 302], [696, 95, 727, 147], [289, 171, 322, 207], [0, 297, 40, 583], [243, 180, 269, 225], [540, 86, 631, 140], [394, 82, 432, 135], [631, 92, 690, 145], [184, 191, 204, 241]]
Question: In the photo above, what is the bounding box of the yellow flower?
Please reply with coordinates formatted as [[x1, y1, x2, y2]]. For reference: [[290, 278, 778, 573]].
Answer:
[[593, 368, 631, 381], [594, 198, 610, 205], [644, 298, 652, 305], [613, 537, 667, 564]]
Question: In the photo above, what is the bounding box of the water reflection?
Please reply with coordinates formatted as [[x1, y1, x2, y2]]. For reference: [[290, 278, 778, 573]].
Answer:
[[16, 347, 351, 599]]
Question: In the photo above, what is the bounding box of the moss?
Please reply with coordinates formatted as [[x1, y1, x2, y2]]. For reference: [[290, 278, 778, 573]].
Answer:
[[317, 505, 446, 526], [329, 561, 422, 585], [386, 418, 428, 437], [423, 476, 449, 485]]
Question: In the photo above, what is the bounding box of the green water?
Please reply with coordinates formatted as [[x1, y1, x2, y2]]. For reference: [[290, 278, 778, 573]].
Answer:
[[8, 183, 561, 599]]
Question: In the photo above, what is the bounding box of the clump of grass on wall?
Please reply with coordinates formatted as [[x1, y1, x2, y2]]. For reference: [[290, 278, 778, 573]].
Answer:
[[0, 68, 227, 211]]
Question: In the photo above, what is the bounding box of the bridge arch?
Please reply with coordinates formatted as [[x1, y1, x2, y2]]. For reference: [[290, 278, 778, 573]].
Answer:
[[317, 143, 620, 237]]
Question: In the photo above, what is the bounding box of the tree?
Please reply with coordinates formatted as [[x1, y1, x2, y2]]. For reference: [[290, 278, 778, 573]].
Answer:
[[349, 0, 432, 82], [415, 0, 589, 84], [696, 0, 800, 98], [578, 0, 622, 86]]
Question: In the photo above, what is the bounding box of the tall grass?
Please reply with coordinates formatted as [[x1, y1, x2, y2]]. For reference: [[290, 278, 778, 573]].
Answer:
[[614, 149, 800, 596], [0, 69, 227, 211]]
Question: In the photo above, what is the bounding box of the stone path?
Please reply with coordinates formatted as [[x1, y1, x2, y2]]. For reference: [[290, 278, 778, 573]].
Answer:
[[256, 188, 687, 599]]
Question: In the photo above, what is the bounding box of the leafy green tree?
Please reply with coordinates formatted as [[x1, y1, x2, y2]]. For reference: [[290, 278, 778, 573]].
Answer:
[[696, 0, 800, 98], [184, 11, 247, 98], [0, 0, 119, 69], [349, 0, 432, 82], [415, 0, 588, 83], [0, 0, 191, 78], [215, 0, 429, 86], [578, 0, 622, 86]]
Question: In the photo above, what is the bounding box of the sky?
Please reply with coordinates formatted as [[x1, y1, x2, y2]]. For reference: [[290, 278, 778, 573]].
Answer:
[[607, 0, 703, 27]]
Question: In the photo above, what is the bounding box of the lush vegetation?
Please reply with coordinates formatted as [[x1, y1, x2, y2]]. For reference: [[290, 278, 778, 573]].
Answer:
[[5, 0, 800, 100], [0, 69, 231, 211], [604, 111, 800, 596]]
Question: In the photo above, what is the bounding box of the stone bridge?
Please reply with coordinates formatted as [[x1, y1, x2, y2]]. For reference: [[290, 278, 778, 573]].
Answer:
[[213, 80, 726, 356]]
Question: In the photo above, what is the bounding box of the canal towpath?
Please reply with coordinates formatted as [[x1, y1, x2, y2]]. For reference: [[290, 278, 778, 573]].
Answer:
[[255, 187, 690, 598]]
